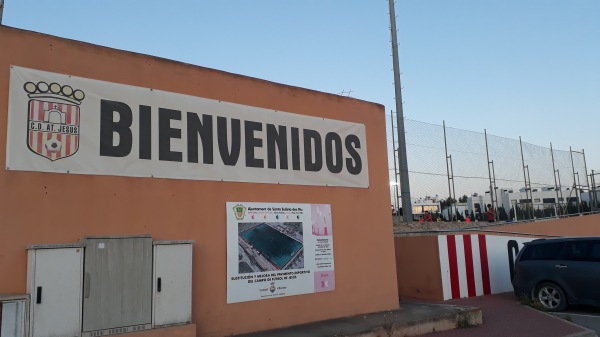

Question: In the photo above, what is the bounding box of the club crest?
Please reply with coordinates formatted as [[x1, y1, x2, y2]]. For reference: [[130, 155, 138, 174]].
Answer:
[[24, 81, 85, 161], [234, 204, 247, 220]]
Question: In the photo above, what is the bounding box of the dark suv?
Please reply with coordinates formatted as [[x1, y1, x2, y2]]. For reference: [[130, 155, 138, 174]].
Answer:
[[512, 236, 600, 311]]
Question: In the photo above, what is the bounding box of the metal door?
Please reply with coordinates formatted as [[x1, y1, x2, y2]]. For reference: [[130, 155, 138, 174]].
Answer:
[[153, 242, 193, 327], [1, 300, 27, 337], [82, 237, 152, 333], [27, 246, 83, 337]]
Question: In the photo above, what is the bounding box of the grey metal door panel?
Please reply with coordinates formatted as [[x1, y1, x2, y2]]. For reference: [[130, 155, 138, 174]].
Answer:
[[153, 243, 193, 326], [82, 237, 152, 332], [28, 247, 83, 337]]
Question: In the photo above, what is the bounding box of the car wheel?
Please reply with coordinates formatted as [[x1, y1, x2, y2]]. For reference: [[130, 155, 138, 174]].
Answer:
[[535, 282, 567, 312]]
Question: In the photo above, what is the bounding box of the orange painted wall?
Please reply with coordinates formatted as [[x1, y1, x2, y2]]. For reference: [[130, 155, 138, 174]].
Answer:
[[395, 213, 600, 301], [394, 236, 442, 300], [0, 26, 399, 336]]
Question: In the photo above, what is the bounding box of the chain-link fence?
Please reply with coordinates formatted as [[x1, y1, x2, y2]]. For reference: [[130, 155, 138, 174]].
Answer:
[[387, 114, 597, 221]]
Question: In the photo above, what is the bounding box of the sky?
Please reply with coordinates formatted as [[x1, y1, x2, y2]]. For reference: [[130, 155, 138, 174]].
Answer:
[[3, 0, 599, 179]]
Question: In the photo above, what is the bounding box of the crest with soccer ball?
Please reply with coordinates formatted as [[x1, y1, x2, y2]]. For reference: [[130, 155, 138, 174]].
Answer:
[[24, 81, 84, 161]]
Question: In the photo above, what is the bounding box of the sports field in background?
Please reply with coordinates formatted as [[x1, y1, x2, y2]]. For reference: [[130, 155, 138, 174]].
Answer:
[[241, 223, 303, 269]]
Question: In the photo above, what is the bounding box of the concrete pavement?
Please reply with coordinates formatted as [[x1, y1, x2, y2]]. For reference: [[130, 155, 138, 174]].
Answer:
[[235, 292, 597, 337], [420, 292, 596, 337]]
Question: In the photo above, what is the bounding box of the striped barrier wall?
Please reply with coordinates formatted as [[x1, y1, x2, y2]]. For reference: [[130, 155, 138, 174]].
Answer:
[[438, 234, 532, 300]]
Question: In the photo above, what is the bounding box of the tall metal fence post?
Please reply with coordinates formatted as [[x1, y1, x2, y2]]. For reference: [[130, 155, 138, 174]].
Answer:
[[519, 137, 532, 219], [550, 143, 562, 216], [591, 170, 598, 209], [443, 121, 454, 220], [582, 149, 590, 211], [582, 149, 590, 189], [388, 0, 412, 222], [490, 161, 499, 220], [391, 111, 400, 213], [0, 0, 4, 26], [449, 156, 457, 220], [526, 166, 533, 219], [442, 121, 453, 220], [484, 130, 495, 219], [570, 146, 581, 213]]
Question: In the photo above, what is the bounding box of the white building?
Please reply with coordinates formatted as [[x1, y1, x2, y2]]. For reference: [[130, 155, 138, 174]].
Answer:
[[465, 186, 582, 221], [411, 196, 442, 220]]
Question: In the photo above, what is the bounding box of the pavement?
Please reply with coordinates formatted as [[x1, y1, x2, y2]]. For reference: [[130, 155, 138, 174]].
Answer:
[[420, 293, 596, 337], [235, 292, 597, 337]]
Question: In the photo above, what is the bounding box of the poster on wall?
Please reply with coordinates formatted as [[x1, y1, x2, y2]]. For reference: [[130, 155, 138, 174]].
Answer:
[[6, 66, 368, 188], [226, 202, 335, 303]]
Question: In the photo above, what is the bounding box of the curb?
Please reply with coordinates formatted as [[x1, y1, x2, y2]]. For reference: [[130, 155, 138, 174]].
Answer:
[[235, 304, 482, 337], [522, 305, 598, 337], [345, 306, 482, 337]]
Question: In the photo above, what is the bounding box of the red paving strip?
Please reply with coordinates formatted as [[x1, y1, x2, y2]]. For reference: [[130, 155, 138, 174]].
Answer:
[[418, 292, 590, 337]]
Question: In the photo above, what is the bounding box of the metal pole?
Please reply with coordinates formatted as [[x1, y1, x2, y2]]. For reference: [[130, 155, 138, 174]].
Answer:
[[557, 169, 564, 212], [550, 143, 561, 216], [519, 137, 531, 219], [450, 156, 457, 221], [569, 146, 581, 213], [388, 0, 412, 221], [582, 149, 590, 191], [390, 111, 400, 213], [0, 0, 4, 25], [575, 172, 582, 211], [484, 129, 495, 218], [582, 149, 590, 211], [443, 121, 453, 221], [526, 166, 533, 219], [491, 161, 499, 221], [592, 170, 598, 208]]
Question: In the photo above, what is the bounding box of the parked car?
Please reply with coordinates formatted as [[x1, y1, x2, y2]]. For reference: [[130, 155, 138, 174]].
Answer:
[[511, 236, 600, 311]]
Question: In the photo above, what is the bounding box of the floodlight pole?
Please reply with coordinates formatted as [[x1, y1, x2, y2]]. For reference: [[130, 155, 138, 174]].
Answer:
[[0, 0, 5, 25], [388, 0, 412, 221], [391, 111, 400, 212]]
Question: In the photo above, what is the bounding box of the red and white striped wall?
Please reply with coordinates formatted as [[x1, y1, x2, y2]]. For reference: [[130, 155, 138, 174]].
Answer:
[[438, 234, 531, 300]]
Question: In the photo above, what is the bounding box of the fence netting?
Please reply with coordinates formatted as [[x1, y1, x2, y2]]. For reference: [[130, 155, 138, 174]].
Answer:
[[387, 115, 596, 220]]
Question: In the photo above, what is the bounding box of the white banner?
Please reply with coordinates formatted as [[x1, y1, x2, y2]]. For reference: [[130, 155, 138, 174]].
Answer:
[[6, 66, 369, 187], [226, 202, 335, 303]]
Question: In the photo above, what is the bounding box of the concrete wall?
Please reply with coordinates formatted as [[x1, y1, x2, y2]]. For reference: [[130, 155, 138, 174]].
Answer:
[[492, 215, 600, 236], [395, 213, 600, 301], [394, 235, 442, 300], [0, 26, 399, 336]]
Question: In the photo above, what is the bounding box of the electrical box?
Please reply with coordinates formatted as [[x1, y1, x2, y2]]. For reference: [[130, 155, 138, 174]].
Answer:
[[152, 241, 193, 327], [0, 294, 29, 337], [82, 236, 153, 336], [27, 245, 84, 337]]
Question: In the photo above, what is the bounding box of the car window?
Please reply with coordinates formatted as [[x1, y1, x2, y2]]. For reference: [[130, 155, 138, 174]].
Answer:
[[592, 242, 600, 262], [520, 242, 565, 261], [563, 241, 594, 261]]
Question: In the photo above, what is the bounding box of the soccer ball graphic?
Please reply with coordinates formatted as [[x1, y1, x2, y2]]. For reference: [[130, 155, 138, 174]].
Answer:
[[45, 137, 62, 152]]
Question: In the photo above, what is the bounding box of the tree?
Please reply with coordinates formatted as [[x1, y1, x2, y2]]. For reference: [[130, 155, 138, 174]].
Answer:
[[440, 197, 456, 208], [458, 195, 468, 203]]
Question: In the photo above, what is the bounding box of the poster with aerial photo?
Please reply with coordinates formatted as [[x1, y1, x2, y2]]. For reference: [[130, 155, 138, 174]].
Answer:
[[227, 202, 335, 303]]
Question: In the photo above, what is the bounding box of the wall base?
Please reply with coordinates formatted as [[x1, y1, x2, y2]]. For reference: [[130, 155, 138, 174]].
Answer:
[[120, 324, 196, 337]]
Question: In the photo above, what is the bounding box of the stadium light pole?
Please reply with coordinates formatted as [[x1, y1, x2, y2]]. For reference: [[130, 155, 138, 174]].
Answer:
[[0, 0, 5, 25], [388, 0, 412, 222]]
